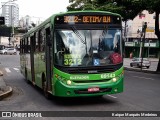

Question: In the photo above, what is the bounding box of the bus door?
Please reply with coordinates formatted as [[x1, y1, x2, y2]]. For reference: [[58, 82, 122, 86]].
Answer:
[[45, 27, 52, 92], [30, 35, 35, 84]]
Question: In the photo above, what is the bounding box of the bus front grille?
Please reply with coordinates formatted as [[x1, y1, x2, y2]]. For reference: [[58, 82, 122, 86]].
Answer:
[[68, 68, 114, 74], [54, 63, 122, 74], [73, 79, 110, 83]]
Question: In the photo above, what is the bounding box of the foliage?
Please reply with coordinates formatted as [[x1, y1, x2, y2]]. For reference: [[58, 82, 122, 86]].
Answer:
[[0, 25, 12, 37], [0, 25, 26, 37], [67, 0, 160, 71], [14, 27, 26, 34], [67, 0, 144, 21], [144, 0, 160, 71]]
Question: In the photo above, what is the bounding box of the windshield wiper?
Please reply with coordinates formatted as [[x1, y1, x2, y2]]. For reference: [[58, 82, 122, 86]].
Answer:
[[102, 25, 108, 39], [71, 26, 90, 55], [71, 26, 86, 44], [98, 25, 108, 51]]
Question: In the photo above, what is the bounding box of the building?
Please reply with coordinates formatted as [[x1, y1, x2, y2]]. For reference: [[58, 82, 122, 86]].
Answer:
[[124, 10, 160, 58], [1, 2, 19, 27], [19, 15, 45, 30], [19, 15, 32, 29]]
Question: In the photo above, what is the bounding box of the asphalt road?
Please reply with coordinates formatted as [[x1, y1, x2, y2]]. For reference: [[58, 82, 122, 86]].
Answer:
[[0, 54, 160, 120]]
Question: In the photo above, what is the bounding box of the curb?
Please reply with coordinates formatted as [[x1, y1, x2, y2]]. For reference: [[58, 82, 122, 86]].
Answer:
[[0, 86, 13, 100], [124, 67, 159, 74]]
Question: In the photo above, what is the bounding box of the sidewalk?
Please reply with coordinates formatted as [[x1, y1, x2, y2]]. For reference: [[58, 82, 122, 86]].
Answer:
[[0, 70, 12, 100]]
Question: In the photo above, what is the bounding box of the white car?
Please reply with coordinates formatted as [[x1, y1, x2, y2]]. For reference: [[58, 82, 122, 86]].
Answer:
[[3, 48, 17, 55], [130, 58, 151, 69], [0, 48, 7, 54]]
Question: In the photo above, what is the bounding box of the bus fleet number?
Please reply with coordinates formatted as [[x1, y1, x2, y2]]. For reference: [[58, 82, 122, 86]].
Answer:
[[64, 59, 82, 66], [101, 73, 115, 79]]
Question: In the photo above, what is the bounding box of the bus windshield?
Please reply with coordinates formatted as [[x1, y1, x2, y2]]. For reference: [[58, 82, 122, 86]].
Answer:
[[54, 28, 122, 67]]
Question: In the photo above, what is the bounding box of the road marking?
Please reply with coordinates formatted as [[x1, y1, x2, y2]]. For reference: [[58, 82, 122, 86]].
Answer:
[[132, 76, 154, 80], [5, 68, 11, 73], [13, 66, 20, 68], [107, 95, 117, 99], [13, 68, 19, 71]]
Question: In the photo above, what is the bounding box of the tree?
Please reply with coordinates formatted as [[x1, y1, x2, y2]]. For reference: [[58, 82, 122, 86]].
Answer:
[[67, 0, 144, 20], [110, 0, 160, 72], [144, 0, 160, 72], [0, 25, 12, 37], [67, 0, 160, 72]]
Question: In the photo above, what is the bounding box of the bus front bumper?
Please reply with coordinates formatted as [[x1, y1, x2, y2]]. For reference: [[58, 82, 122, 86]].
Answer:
[[53, 78, 123, 97]]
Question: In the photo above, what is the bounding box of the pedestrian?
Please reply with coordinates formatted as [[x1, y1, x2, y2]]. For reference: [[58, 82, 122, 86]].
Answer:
[[130, 52, 133, 59]]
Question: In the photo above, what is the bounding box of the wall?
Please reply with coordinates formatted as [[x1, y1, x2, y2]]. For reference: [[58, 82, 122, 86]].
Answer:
[[127, 10, 159, 38]]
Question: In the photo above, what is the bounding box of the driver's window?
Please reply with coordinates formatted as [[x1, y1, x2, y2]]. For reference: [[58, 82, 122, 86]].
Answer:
[[55, 32, 66, 65]]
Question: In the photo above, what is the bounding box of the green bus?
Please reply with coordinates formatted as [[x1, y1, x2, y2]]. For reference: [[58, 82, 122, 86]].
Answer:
[[20, 11, 124, 98]]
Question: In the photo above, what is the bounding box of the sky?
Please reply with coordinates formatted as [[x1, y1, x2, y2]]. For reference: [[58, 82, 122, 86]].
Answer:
[[1, 0, 70, 20]]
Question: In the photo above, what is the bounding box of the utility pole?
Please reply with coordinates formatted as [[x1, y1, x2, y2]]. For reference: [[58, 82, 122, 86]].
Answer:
[[11, 5, 15, 47], [140, 22, 147, 70]]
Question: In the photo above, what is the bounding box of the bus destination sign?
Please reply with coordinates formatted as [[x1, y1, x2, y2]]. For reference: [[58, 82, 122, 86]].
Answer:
[[64, 15, 111, 24], [64, 16, 111, 23], [55, 14, 121, 25], [55, 15, 121, 24]]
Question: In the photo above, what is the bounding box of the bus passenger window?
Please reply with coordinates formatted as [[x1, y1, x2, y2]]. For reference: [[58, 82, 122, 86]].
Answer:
[[40, 30, 45, 52], [35, 32, 39, 52]]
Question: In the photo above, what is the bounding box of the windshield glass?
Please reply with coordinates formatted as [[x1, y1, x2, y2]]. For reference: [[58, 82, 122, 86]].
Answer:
[[54, 28, 122, 67]]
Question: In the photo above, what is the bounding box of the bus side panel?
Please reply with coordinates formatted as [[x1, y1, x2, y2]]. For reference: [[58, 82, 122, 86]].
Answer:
[[34, 53, 41, 87], [34, 52, 46, 88], [26, 54, 32, 82], [20, 54, 26, 76]]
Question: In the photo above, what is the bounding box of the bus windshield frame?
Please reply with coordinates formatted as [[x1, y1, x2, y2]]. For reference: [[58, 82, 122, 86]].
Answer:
[[54, 24, 122, 67]]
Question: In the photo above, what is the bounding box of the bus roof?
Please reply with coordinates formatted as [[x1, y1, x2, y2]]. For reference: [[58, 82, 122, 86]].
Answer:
[[23, 10, 121, 38]]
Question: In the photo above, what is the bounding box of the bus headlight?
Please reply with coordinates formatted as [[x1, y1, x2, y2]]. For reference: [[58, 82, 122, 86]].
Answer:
[[112, 72, 124, 83], [55, 74, 72, 85], [67, 80, 72, 85], [112, 78, 117, 82]]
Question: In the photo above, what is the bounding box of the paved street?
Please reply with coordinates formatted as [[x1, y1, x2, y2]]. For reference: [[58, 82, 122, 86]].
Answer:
[[0, 55, 160, 120]]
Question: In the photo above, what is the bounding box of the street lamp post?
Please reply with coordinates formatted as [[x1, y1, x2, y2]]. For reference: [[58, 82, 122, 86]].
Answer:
[[141, 22, 147, 70], [11, 5, 14, 46]]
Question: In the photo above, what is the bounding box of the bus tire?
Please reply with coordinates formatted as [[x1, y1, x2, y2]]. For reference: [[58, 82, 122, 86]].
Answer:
[[42, 75, 51, 99]]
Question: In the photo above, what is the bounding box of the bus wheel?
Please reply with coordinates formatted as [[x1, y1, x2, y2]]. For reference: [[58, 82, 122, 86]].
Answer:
[[43, 80, 51, 99]]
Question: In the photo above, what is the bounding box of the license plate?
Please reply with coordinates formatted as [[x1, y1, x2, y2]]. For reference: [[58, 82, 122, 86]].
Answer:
[[88, 87, 99, 92]]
